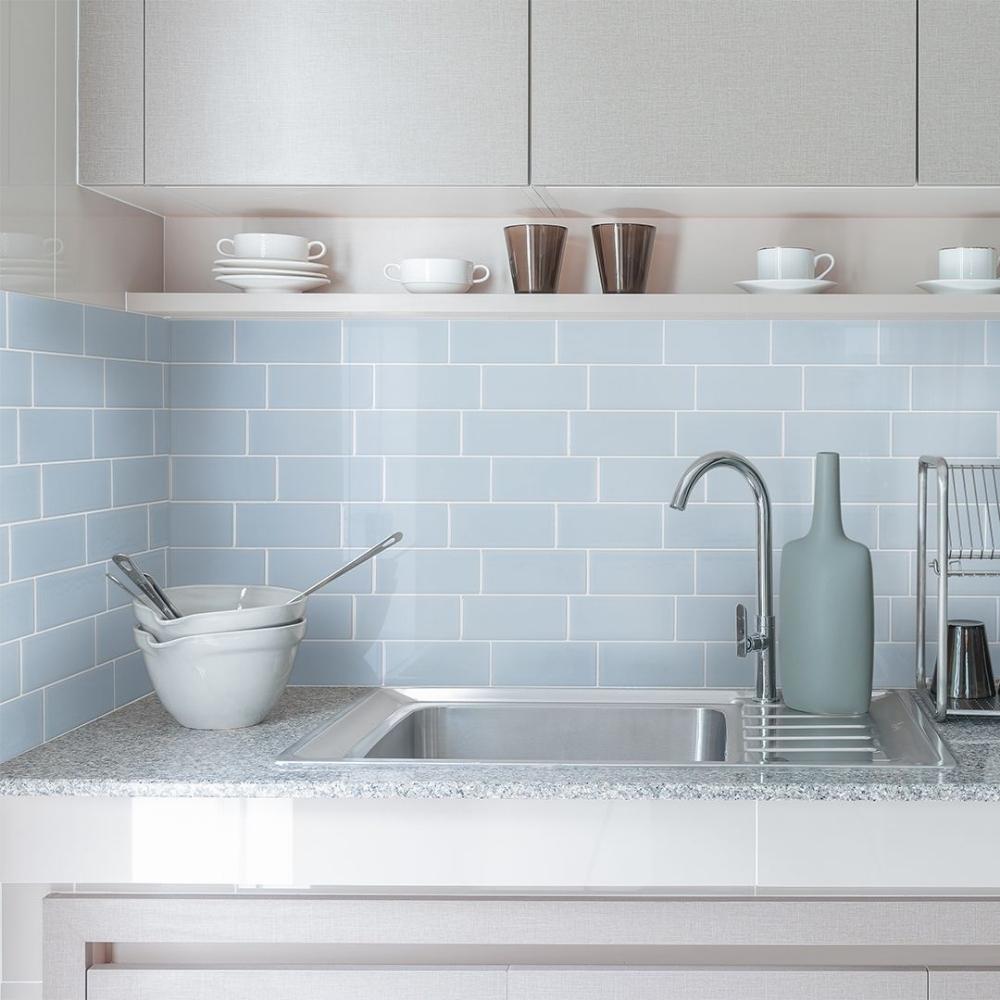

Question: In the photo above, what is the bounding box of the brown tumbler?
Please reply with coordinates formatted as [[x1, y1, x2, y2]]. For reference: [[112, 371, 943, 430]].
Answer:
[[504, 224, 567, 293], [592, 223, 656, 293]]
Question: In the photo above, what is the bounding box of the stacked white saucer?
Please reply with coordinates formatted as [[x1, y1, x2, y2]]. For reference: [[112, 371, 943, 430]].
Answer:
[[213, 232, 331, 293]]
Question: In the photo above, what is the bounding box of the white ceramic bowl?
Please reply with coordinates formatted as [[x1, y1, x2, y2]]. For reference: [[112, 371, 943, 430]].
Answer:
[[133, 584, 306, 641], [134, 620, 306, 730]]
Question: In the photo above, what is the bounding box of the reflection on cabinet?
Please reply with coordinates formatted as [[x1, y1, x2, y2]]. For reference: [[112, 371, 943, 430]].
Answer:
[[530, 0, 915, 186], [143, 0, 527, 185], [929, 969, 1000, 1000], [918, 0, 1000, 184]]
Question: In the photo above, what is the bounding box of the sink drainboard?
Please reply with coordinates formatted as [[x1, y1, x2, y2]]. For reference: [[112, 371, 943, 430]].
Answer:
[[742, 703, 882, 764]]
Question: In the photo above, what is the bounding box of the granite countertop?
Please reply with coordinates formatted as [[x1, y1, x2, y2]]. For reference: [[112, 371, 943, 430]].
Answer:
[[1, 686, 999, 801]]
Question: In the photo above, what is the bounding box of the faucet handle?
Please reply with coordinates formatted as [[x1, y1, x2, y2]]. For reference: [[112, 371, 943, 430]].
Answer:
[[736, 603, 749, 658]]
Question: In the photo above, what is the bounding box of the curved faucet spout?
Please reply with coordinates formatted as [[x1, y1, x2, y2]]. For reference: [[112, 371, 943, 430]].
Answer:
[[671, 451, 777, 704]]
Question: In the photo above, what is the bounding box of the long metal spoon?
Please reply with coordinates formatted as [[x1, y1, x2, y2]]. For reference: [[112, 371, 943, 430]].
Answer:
[[286, 532, 403, 604], [106, 573, 161, 615], [144, 572, 182, 619], [111, 553, 179, 619]]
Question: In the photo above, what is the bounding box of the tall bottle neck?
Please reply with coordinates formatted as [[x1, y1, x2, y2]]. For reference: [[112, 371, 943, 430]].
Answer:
[[810, 453, 846, 536]]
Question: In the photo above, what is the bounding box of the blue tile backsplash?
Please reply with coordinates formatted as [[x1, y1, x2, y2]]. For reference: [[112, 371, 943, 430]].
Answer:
[[1, 291, 998, 762]]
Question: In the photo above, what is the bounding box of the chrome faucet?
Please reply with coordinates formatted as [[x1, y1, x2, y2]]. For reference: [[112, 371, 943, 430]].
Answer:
[[670, 451, 777, 704]]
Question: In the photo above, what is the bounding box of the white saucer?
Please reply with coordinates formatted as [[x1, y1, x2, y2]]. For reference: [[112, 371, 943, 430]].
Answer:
[[212, 266, 325, 278], [916, 279, 1000, 295], [214, 257, 328, 273], [215, 274, 330, 293], [735, 279, 837, 295]]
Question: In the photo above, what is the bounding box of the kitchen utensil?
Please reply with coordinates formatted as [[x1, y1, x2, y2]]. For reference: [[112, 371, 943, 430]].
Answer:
[[938, 246, 998, 280], [591, 223, 656, 293], [111, 553, 178, 619], [133, 584, 306, 641], [931, 620, 996, 702], [288, 532, 403, 603], [107, 573, 161, 615], [735, 278, 837, 294], [144, 573, 182, 619], [217, 233, 326, 261], [214, 274, 330, 293], [757, 247, 835, 281], [504, 224, 567, 293], [383, 258, 490, 294], [916, 279, 1000, 294], [135, 620, 306, 730]]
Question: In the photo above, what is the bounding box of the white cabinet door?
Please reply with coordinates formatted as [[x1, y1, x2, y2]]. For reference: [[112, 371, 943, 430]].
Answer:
[[531, 0, 916, 186], [143, 0, 527, 185], [929, 969, 1000, 999], [508, 966, 928, 1000], [918, 0, 1000, 184]]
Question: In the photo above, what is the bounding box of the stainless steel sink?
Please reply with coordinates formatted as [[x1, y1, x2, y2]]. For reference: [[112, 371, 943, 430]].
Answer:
[[277, 688, 955, 769]]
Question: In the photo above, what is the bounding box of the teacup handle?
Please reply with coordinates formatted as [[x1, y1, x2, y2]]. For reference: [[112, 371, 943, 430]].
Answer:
[[814, 252, 835, 280], [216, 237, 236, 257], [307, 240, 327, 261], [384, 263, 402, 281], [471, 264, 491, 284]]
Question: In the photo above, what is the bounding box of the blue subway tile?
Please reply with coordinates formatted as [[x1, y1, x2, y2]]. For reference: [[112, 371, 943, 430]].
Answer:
[[114, 650, 152, 706], [880, 321, 985, 364], [599, 457, 698, 502], [0, 641, 20, 701], [664, 504, 760, 549], [356, 411, 457, 455], [146, 317, 170, 362], [483, 365, 585, 409], [94, 409, 154, 458], [167, 548, 266, 586], [19, 409, 92, 462], [33, 354, 103, 406], [8, 294, 83, 354], [912, 366, 1000, 410], [289, 640, 381, 686], [113, 456, 168, 506], [43, 663, 114, 740], [36, 564, 107, 630], [169, 503, 233, 547], [840, 458, 917, 503], [590, 550, 693, 594], [383, 641, 490, 686], [492, 642, 596, 686], [558, 504, 662, 548], [989, 322, 999, 363], [355, 595, 460, 639], [463, 596, 566, 640], [0, 691, 43, 762], [236, 502, 340, 547], [772, 321, 877, 364], [375, 549, 479, 595], [570, 596, 674, 640], [0, 466, 40, 522], [695, 551, 760, 595], [169, 409, 246, 455], [154, 409, 170, 454], [169, 363, 263, 408], [570, 412, 674, 456], [168, 320, 233, 362], [590, 365, 695, 410], [0, 581, 34, 641], [84, 306, 145, 359], [22, 618, 96, 690], [493, 457, 596, 501], [249, 410, 353, 456], [599, 642, 704, 687], [236, 320, 341, 362], [0, 526, 7, 583], [42, 461, 111, 516], [676, 412, 782, 457], [892, 412, 997, 458], [269, 364, 373, 409], [268, 548, 370, 593], [171, 456, 275, 500], [784, 412, 890, 456], [677, 596, 745, 640], [697, 366, 801, 410], [482, 550, 585, 594], [11, 515, 86, 578], [106, 360, 164, 407], [385, 457, 489, 501], [705, 644, 755, 687], [343, 503, 447, 548], [0, 349, 31, 405], [345, 320, 448, 363], [450, 320, 554, 363], [450, 503, 554, 547], [709, 458, 812, 504], [0, 410, 16, 465], [86, 506, 147, 562], [96, 606, 137, 662], [665, 320, 769, 364], [805, 366, 909, 410], [149, 503, 170, 549], [304, 595, 353, 639], [463, 411, 566, 455], [558, 321, 662, 363], [278, 457, 382, 501], [375, 365, 479, 409]]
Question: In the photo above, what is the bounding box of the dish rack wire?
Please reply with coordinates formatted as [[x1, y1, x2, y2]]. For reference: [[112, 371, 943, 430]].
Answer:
[[916, 456, 1000, 720]]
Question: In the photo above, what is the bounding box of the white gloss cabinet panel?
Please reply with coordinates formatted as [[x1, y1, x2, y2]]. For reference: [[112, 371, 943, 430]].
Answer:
[[918, 0, 1000, 184], [530, 0, 916, 186], [143, 0, 528, 185]]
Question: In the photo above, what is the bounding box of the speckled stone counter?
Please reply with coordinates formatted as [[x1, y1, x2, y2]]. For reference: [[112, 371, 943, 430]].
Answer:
[[1, 686, 999, 800]]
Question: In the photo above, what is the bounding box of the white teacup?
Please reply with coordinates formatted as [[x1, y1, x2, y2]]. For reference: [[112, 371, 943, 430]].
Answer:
[[939, 247, 999, 281], [217, 233, 326, 261], [384, 257, 490, 294], [757, 247, 835, 281]]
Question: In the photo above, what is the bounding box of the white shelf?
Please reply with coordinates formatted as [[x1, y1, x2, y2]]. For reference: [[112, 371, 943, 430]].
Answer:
[[126, 292, 1000, 321]]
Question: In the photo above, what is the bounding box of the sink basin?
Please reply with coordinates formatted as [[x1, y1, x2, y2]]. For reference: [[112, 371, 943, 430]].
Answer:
[[277, 688, 955, 769]]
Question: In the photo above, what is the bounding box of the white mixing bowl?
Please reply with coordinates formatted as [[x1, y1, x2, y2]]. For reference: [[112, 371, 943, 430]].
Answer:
[[133, 584, 305, 641], [134, 619, 306, 730]]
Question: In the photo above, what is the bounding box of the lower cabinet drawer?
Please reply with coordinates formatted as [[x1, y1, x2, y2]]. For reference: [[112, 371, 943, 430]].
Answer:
[[929, 969, 1000, 1000], [507, 966, 928, 1000], [86, 965, 507, 1000]]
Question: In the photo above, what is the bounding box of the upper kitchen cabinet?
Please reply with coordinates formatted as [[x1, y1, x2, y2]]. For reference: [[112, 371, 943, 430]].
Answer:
[[918, 0, 1000, 184], [530, 0, 916, 186], [141, 0, 527, 185]]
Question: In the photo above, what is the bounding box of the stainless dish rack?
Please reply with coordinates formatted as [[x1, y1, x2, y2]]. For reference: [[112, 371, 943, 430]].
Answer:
[[916, 456, 1000, 720]]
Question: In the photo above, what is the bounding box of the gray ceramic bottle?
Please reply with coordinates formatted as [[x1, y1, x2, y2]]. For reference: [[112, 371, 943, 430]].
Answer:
[[779, 452, 874, 715]]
